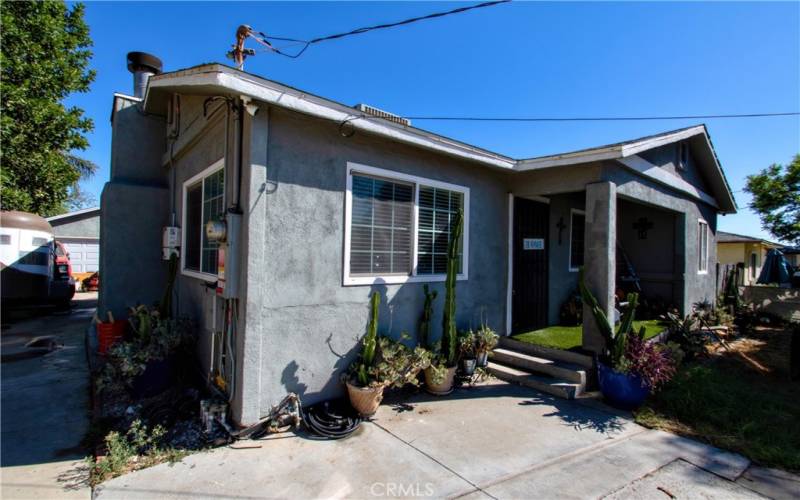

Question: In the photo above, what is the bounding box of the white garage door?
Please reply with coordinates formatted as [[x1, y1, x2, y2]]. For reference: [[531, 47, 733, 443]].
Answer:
[[62, 239, 99, 273]]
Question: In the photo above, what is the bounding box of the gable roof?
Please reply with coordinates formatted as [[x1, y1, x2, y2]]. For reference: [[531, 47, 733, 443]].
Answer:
[[717, 231, 781, 247], [142, 63, 736, 213], [46, 207, 100, 223]]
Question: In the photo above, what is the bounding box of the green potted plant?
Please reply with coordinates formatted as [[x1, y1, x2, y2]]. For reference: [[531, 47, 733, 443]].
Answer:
[[344, 293, 432, 416], [345, 291, 384, 415], [423, 209, 463, 395], [458, 330, 477, 376], [474, 325, 498, 367], [97, 305, 195, 397], [579, 269, 678, 410]]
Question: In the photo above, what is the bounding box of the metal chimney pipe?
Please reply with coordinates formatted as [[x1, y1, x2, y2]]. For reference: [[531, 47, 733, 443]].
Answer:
[[126, 52, 163, 99]]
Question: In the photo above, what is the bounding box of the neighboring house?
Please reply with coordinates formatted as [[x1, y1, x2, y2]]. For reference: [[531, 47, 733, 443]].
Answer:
[[47, 207, 101, 275], [716, 231, 780, 285], [101, 55, 736, 425]]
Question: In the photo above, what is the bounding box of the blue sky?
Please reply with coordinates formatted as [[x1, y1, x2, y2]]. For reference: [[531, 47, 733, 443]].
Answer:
[[68, 1, 799, 242]]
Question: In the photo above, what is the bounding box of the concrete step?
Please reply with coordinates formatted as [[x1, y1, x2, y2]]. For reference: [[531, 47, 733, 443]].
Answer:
[[491, 348, 587, 385], [487, 362, 583, 399], [499, 336, 594, 369]]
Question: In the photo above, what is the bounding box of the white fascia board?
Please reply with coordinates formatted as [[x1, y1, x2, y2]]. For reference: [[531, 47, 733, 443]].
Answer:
[[147, 69, 515, 171], [620, 126, 705, 157], [618, 155, 719, 208], [514, 148, 621, 171]]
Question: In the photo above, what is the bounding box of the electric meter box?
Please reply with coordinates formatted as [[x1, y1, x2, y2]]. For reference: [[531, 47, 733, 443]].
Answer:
[[215, 212, 241, 299], [162, 226, 181, 260]]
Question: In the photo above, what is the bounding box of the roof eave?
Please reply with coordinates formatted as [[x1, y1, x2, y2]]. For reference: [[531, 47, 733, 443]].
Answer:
[[144, 65, 516, 171]]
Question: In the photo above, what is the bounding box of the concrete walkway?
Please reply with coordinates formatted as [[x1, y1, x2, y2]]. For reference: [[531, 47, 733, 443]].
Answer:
[[1, 293, 95, 500], [94, 382, 792, 500]]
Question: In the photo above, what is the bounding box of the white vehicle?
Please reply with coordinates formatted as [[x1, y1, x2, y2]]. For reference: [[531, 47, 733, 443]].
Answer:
[[1, 210, 74, 306]]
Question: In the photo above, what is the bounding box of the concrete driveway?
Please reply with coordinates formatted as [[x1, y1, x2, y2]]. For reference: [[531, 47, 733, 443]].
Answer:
[[94, 382, 788, 500], [1, 293, 95, 499]]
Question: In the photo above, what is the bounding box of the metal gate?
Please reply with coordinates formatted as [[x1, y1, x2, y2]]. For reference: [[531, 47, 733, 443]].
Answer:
[[512, 197, 549, 334]]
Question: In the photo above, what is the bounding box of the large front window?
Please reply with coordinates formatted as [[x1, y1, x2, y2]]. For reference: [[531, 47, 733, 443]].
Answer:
[[344, 163, 469, 285], [183, 160, 225, 279]]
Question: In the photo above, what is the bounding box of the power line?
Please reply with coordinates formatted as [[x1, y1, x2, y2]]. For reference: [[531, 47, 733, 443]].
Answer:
[[249, 0, 511, 59], [353, 111, 799, 123]]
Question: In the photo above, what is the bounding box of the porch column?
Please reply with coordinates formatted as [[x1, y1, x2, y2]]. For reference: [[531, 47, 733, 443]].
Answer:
[[582, 181, 617, 354]]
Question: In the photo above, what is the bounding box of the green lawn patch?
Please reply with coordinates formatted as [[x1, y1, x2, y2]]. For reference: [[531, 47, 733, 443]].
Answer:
[[511, 320, 665, 350], [634, 357, 800, 472]]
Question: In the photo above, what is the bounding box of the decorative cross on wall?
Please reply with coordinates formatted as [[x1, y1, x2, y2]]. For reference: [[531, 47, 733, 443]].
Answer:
[[556, 217, 566, 245], [632, 217, 654, 240]]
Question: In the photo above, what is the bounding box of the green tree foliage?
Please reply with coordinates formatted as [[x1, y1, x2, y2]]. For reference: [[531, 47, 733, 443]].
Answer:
[[744, 155, 800, 245], [1, 1, 96, 216]]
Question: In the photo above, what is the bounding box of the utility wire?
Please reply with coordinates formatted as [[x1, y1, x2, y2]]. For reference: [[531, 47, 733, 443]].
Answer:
[[405, 112, 800, 122], [346, 111, 800, 123], [250, 0, 510, 58]]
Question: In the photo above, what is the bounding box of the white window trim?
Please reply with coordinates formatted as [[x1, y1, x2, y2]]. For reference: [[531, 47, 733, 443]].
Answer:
[[343, 162, 470, 286], [181, 158, 225, 282], [697, 218, 709, 275], [568, 208, 586, 272]]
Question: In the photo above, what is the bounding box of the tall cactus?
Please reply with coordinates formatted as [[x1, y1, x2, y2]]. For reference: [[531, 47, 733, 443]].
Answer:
[[357, 291, 380, 386], [441, 209, 463, 366], [419, 284, 437, 348]]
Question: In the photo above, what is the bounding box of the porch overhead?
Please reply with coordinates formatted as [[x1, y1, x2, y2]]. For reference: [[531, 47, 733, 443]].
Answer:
[[516, 125, 737, 214]]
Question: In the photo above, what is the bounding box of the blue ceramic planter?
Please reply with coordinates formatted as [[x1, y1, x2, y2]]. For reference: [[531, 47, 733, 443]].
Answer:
[[597, 362, 650, 410]]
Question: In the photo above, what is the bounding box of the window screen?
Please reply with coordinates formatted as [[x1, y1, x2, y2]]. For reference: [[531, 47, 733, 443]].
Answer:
[[570, 212, 585, 270], [417, 186, 463, 275], [350, 174, 413, 275]]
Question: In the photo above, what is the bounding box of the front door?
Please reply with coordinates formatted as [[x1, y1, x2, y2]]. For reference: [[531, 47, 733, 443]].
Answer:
[[512, 197, 549, 333]]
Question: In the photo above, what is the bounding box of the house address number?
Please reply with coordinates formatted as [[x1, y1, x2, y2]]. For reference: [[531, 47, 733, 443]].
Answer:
[[523, 238, 544, 250]]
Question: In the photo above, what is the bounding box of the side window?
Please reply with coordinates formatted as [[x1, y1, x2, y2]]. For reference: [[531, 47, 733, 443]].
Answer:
[[569, 210, 585, 271], [678, 143, 689, 170], [698, 220, 709, 273], [182, 163, 225, 278]]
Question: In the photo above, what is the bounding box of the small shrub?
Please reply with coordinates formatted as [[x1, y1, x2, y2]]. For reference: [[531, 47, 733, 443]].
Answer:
[[88, 419, 185, 486]]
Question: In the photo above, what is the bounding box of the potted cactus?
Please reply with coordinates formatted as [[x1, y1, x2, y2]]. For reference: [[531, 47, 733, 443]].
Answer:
[[345, 291, 384, 416], [424, 209, 463, 395], [458, 330, 478, 376], [345, 292, 431, 415]]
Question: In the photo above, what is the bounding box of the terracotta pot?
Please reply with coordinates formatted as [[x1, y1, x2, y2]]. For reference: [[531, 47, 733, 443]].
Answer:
[[345, 381, 384, 416], [425, 366, 457, 395]]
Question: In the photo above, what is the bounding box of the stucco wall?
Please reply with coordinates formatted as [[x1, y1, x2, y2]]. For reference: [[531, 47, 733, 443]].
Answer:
[[169, 107, 231, 384], [100, 97, 169, 318], [240, 107, 510, 422], [640, 142, 711, 195], [617, 199, 679, 305], [546, 192, 584, 324], [51, 212, 100, 239]]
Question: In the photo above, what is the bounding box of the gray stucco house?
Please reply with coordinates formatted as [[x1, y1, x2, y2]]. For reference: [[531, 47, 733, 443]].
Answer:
[[101, 59, 736, 425]]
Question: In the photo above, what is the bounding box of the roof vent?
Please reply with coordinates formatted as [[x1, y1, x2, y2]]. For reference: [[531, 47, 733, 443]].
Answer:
[[127, 52, 163, 99], [354, 103, 411, 127]]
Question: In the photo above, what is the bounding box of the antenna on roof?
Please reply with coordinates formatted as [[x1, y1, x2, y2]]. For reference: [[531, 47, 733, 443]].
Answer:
[[227, 25, 257, 70]]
